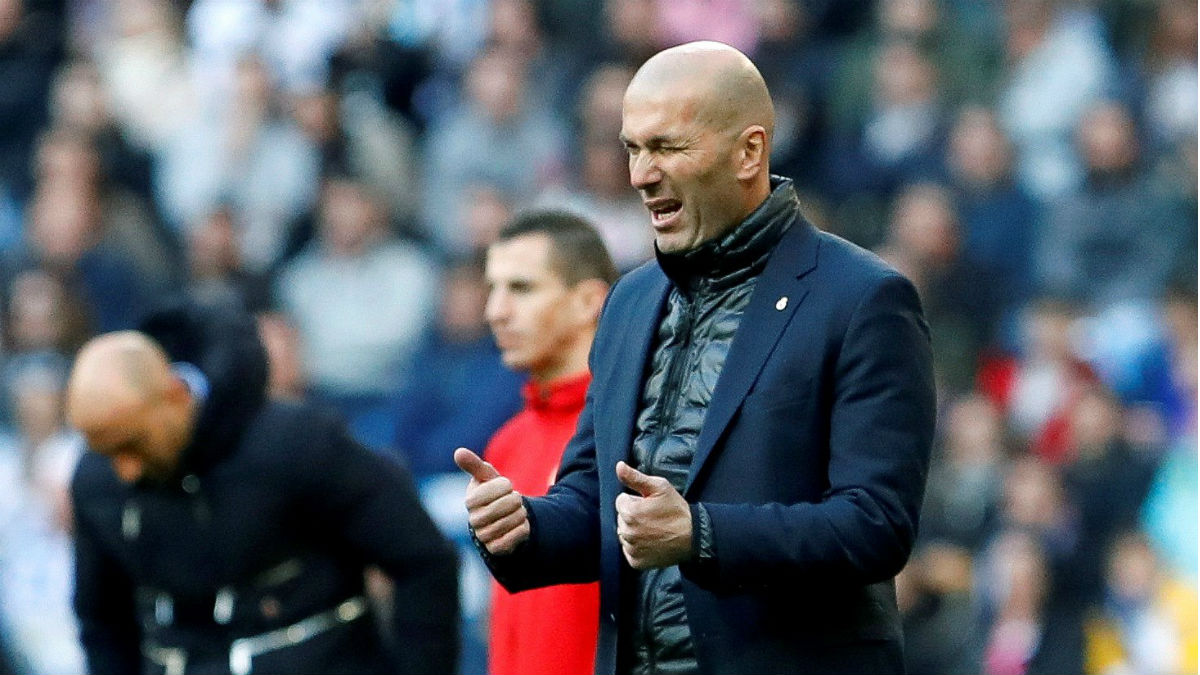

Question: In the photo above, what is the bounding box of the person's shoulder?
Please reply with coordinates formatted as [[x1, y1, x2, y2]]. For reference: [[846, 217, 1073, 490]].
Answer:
[[808, 229, 917, 299], [771, 227, 921, 325], [238, 400, 365, 474], [248, 399, 343, 437], [812, 230, 899, 281]]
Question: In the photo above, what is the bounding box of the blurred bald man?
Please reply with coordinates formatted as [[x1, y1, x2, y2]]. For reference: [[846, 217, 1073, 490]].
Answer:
[[455, 42, 935, 674], [67, 298, 458, 675]]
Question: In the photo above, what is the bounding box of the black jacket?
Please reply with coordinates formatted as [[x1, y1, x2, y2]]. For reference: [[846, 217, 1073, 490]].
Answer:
[[625, 182, 792, 674], [71, 298, 459, 675]]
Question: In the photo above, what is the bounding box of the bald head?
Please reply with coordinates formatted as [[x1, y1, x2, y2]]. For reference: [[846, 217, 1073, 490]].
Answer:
[[627, 41, 774, 145], [68, 331, 169, 426], [67, 331, 195, 483], [620, 42, 775, 252]]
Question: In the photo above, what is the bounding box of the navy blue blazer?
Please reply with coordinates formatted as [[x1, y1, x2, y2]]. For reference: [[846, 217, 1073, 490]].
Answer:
[[489, 217, 936, 674]]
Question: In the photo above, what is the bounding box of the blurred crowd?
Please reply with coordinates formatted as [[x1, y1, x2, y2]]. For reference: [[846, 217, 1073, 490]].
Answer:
[[0, 0, 1193, 673]]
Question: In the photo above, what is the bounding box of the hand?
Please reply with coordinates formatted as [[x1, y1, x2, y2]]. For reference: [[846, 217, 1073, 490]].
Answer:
[[614, 461, 692, 570], [455, 448, 530, 555]]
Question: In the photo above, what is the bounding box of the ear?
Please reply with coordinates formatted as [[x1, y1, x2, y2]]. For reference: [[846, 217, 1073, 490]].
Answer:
[[571, 278, 611, 325], [165, 374, 193, 406], [735, 125, 767, 182]]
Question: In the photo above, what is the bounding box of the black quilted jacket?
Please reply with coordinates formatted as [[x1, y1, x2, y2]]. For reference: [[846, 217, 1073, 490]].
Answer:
[[625, 181, 793, 675]]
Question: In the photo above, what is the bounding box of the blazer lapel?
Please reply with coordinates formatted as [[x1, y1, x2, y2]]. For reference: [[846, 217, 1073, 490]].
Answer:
[[600, 269, 669, 469], [684, 220, 821, 496]]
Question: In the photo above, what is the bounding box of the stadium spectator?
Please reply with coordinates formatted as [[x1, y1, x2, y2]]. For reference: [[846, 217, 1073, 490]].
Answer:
[[944, 105, 1039, 331], [389, 255, 523, 481], [156, 54, 320, 272], [420, 45, 567, 255], [1037, 100, 1190, 307], [876, 182, 999, 392], [275, 174, 438, 447], [997, 0, 1117, 200], [0, 353, 84, 675]]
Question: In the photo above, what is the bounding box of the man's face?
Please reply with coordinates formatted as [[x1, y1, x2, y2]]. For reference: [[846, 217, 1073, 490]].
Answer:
[[77, 390, 191, 485], [485, 234, 586, 382], [621, 87, 743, 253]]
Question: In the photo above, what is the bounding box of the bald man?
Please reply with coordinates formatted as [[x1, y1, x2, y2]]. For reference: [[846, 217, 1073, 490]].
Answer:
[[456, 42, 935, 674], [67, 298, 458, 675], [68, 332, 196, 485]]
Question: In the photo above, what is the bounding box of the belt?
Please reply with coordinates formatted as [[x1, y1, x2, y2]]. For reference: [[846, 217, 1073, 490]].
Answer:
[[143, 644, 187, 675], [229, 597, 367, 675], [142, 596, 367, 675]]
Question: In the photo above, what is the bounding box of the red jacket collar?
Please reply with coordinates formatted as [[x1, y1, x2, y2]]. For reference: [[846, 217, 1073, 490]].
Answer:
[[523, 372, 590, 412]]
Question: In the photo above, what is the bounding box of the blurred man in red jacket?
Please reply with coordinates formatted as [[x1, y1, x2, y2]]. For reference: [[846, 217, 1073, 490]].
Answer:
[[481, 210, 618, 675]]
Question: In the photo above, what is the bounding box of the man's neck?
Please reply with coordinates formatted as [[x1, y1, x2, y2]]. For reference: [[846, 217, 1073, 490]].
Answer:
[[530, 367, 590, 393]]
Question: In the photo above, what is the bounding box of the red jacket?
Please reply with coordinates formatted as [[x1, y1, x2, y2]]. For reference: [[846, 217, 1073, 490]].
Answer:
[[484, 372, 599, 675]]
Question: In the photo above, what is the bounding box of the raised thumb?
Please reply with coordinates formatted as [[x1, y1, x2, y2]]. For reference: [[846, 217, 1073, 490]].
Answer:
[[454, 447, 500, 482], [616, 461, 662, 497]]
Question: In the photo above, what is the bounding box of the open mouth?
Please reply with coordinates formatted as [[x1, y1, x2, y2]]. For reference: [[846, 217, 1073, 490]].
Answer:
[[648, 200, 682, 226]]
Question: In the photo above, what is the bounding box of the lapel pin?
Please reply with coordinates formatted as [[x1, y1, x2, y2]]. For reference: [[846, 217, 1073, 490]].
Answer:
[[776, 296, 788, 311]]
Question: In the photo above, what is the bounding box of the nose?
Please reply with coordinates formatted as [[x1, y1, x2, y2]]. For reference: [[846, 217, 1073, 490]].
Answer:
[[629, 152, 661, 191], [484, 288, 509, 325], [111, 454, 144, 484]]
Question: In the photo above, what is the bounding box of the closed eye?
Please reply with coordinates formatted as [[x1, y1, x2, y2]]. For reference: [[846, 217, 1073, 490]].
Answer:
[[621, 135, 684, 154]]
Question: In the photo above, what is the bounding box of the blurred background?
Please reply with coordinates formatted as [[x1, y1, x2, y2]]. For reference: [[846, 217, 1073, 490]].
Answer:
[[0, 0, 1193, 673]]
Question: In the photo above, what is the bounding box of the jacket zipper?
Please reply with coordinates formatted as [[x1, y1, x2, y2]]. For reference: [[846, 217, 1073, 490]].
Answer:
[[639, 291, 700, 674], [651, 292, 699, 455]]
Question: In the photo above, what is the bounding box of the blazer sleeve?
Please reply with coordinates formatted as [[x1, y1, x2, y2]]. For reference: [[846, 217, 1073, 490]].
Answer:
[[683, 273, 936, 591], [482, 385, 603, 591], [302, 415, 460, 675]]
